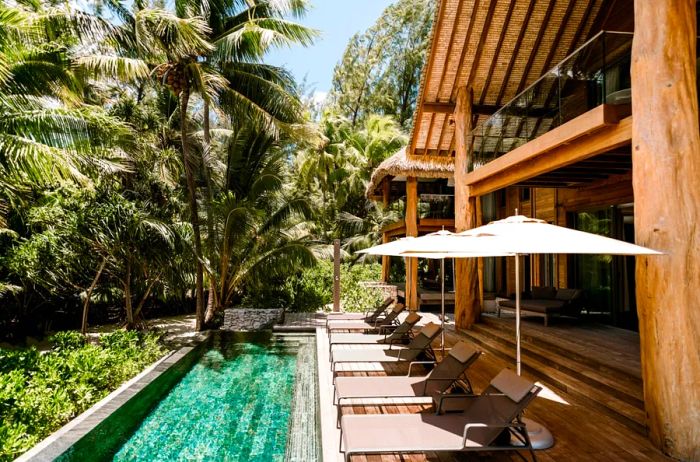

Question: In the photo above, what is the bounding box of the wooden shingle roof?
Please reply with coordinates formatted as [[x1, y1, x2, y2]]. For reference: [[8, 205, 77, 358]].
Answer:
[[410, 0, 605, 158]]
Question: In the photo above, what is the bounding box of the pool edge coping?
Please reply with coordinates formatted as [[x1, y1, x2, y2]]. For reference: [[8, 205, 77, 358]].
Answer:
[[15, 335, 210, 462]]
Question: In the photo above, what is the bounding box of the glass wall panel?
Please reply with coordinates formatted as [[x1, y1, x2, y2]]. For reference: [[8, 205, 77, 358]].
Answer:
[[469, 31, 633, 172]]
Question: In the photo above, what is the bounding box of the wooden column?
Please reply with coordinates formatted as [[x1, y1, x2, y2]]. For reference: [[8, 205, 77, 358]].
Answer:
[[632, 1, 700, 459], [381, 179, 391, 282], [454, 86, 480, 329], [476, 196, 484, 309], [405, 176, 419, 311]]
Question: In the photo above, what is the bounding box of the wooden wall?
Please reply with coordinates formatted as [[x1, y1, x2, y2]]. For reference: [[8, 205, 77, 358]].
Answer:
[[493, 171, 633, 295]]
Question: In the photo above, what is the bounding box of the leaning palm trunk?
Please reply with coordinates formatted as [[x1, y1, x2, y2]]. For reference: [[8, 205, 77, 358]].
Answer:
[[180, 88, 205, 331], [81, 257, 107, 335], [202, 99, 219, 324], [124, 259, 135, 329]]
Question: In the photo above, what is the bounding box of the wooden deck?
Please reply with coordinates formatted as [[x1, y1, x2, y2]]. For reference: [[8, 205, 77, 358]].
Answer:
[[480, 313, 642, 378], [317, 314, 670, 462]]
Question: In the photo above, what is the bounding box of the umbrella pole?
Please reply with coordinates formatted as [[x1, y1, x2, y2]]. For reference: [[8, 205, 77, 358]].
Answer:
[[440, 258, 445, 356], [515, 254, 521, 376]]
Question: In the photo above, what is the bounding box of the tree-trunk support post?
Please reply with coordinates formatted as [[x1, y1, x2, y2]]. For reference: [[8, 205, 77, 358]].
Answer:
[[405, 176, 419, 311], [454, 86, 481, 329], [381, 178, 392, 283], [632, 1, 700, 459], [333, 239, 341, 312]]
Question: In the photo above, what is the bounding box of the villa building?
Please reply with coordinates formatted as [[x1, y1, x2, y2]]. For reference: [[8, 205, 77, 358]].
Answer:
[[367, 0, 700, 459]]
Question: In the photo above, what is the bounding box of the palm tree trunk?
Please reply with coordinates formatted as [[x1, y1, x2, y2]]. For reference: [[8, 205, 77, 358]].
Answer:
[[202, 99, 219, 325], [180, 88, 205, 331], [81, 257, 107, 335], [124, 259, 134, 329], [134, 271, 162, 320]]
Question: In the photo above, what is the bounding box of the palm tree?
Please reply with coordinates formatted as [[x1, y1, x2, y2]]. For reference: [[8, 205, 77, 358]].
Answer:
[[210, 125, 320, 320], [292, 114, 406, 241], [89, 0, 316, 329], [0, 2, 131, 201]]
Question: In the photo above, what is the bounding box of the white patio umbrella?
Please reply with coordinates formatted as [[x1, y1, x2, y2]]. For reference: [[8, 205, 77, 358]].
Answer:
[[398, 230, 511, 354], [403, 214, 663, 375], [360, 231, 511, 354]]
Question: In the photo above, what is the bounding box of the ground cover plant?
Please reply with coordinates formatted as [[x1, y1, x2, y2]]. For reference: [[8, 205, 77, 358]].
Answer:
[[0, 330, 167, 461]]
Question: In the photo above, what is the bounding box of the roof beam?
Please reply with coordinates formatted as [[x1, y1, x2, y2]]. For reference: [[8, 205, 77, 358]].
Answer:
[[422, 102, 508, 116]]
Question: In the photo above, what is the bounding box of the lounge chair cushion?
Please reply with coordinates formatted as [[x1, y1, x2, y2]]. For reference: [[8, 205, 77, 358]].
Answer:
[[342, 414, 487, 453], [420, 322, 441, 339], [405, 312, 421, 325], [490, 369, 535, 403], [449, 342, 478, 364]]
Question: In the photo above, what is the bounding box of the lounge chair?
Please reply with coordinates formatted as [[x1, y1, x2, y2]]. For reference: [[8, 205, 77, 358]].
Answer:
[[325, 296, 393, 324], [326, 303, 405, 335], [330, 322, 442, 379], [334, 341, 481, 422], [328, 312, 422, 354], [340, 369, 542, 462]]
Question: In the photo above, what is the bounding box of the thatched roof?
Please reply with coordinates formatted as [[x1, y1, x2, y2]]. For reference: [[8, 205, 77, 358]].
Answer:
[[408, 0, 609, 157], [366, 147, 454, 199]]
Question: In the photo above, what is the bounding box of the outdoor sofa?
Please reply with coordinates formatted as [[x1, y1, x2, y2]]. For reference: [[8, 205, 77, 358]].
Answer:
[[339, 368, 542, 462], [498, 286, 583, 326]]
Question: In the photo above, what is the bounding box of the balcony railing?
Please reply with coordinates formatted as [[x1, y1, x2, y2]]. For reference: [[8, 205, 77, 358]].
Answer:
[[470, 31, 633, 172]]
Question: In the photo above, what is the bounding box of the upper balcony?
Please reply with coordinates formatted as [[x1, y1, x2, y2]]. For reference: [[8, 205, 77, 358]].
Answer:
[[469, 31, 633, 172]]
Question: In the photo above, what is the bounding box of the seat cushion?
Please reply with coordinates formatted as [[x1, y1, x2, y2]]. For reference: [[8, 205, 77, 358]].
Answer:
[[499, 299, 564, 313], [531, 286, 557, 300], [555, 288, 580, 301]]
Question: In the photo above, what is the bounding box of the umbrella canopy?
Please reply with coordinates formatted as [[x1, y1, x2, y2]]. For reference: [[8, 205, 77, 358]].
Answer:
[[399, 214, 662, 376], [402, 215, 661, 256], [355, 236, 417, 257], [457, 215, 662, 255]]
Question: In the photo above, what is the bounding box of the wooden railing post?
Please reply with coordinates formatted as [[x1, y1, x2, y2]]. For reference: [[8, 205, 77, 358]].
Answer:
[[454, 86, 481, 329], [632, 0, 700, 459]]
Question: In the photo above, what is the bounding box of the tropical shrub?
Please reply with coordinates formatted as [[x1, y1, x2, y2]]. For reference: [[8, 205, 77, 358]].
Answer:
[[285, 260, 384, 312], [0, 330, 167, 461]]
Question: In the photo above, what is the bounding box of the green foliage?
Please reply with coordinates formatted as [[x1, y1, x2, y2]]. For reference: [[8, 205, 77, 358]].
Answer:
[[0, 330, 166, 461], [285, 260, 383, 313], [329, 0, 434, 128], [49, 331, 86, 351]]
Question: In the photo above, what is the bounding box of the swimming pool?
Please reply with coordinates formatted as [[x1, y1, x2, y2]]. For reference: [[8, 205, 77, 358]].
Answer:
[[54, 332, 319, 462]]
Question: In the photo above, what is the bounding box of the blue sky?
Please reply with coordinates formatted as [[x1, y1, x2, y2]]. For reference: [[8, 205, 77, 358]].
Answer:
[[265, 0, 397, 100]]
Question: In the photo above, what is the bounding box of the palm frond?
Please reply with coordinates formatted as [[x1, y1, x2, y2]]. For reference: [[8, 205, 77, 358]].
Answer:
[[76, 55, 150, 82]]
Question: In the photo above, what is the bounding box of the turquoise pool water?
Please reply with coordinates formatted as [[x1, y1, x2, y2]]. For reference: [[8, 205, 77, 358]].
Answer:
[[56, 333, 318, 462], [115, 341, 297, 461]]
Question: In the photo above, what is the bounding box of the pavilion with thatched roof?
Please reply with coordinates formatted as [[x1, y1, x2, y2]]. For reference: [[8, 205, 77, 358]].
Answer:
[[366, 147, 457, 308]]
